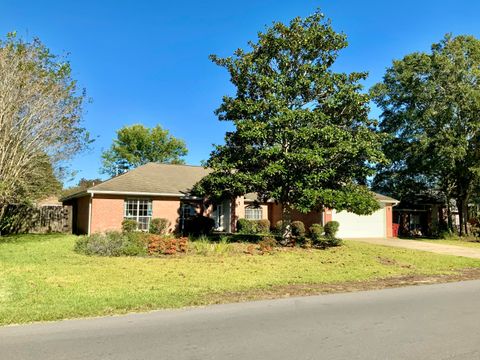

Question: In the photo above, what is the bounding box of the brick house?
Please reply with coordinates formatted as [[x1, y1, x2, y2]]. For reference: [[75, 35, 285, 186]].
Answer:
[[61, 163, 398, 238]]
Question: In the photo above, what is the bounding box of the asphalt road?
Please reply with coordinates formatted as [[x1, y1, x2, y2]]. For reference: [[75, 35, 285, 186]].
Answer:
[[2, 280, 480, 360]]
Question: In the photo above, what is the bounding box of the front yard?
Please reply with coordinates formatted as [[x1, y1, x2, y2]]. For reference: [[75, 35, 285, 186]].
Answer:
[[2, 234, 480, 325]]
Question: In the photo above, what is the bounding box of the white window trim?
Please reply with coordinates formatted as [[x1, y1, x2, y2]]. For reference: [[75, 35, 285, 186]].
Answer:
[[245, 205, 263, 220], [124, 198, 152, 231]]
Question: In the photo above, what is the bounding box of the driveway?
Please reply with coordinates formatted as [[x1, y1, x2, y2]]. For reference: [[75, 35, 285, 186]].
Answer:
[[2, 280, 480, 360], [350, 237, 480, 259]]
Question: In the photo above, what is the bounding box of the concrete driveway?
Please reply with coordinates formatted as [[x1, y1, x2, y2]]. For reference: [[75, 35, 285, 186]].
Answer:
[[350, 237, 480, 259], [2, 280, 480, 359]]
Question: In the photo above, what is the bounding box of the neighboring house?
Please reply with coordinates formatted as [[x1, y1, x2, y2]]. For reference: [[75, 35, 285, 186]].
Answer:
[[61, 163, 398, 238]]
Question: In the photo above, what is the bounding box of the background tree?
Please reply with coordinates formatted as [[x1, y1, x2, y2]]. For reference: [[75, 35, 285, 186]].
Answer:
[[0, 33, 89, 220], [62, 177, 103, 198], [194, 11, 385, 235], [101, 124, 188, 177], [372, 34, 480, 235]]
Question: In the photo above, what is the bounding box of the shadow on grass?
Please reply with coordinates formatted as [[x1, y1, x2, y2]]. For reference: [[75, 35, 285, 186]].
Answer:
[[0, 233, 68, 245]]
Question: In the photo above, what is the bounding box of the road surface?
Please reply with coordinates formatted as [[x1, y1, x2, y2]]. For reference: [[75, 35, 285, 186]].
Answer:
[[2, 280, 480, 359]]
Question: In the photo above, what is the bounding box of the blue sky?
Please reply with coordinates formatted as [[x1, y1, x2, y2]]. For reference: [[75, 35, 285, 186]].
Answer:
[[1, 0, 479, 186]]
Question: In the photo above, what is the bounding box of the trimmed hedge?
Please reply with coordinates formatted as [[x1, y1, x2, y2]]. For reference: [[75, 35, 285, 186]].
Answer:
[[237, 218, 271, 234]]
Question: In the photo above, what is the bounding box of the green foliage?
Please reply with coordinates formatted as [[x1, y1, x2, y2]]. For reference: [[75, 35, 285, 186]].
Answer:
[[291, 221, 306, 237], [149, 218, 170, 235], [372, 34, 480, 235], [309, 224, 324, 244], [195, 10, 384, 233], [121, 219, 138, 233], [191, 236, 235, 256], [255, 219, 271, 233], [74, 232, 148, 257], [237, 218, 270, 234], [237, 218, 254, 234], [101, 124, 188, 176], [62, 178, 102, 198], [324, 221, 340, 238]]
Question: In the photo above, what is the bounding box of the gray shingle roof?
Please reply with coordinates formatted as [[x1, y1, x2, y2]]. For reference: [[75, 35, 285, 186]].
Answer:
[[85, 163, 211, 196], [61, 162, 399, 204]]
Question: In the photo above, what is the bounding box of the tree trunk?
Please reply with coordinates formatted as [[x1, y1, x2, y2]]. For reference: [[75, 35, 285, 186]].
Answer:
[[458, 198, 464, 236], [230, 197, 237, 233], [281, 203, 293, 245]]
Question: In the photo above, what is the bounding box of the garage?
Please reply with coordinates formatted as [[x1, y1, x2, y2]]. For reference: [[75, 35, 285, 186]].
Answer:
[[328, 193, 399, 239], [332, 206, 387, 238]]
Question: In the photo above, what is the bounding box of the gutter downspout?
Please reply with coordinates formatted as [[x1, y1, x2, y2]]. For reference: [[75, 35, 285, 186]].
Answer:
[[88, 193, 93, 236]]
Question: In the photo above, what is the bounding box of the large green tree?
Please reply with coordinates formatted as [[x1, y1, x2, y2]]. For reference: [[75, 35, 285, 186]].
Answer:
[[101, 124, 188, 176], [372, 34, 480, 235], [0, 33, 89, 220], [194, 11, 385, 234]]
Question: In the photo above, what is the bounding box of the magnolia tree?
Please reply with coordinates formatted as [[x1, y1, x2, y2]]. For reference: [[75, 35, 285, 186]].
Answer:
[[194, 12, 385, 237], [0, 33, 89, 220]]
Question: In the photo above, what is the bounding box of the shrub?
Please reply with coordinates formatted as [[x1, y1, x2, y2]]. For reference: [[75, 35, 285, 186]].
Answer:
[[255, 219, 270, 233], [237, 218, 255, 234], [237, 219, 270, 234], [324, 221, 340, 238], [149, 218, 170, 235], [74, 231, 148, 256], [184, 215, 215, 236], [291, 221, 305, 237], [147, 235, 189, 255], [191, 236, 234, 256], [121, 219, 138, 233], [258, 236, 277, 254], [275, 220, 283, 233], [309, 223, 324, 243]]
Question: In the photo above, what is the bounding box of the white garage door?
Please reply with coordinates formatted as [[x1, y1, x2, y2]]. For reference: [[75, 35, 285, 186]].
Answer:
[[332, 206, 386, 238]]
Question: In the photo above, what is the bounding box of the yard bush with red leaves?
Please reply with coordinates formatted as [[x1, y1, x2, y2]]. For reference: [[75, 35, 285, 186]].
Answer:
[[148, 235, 189, 255]]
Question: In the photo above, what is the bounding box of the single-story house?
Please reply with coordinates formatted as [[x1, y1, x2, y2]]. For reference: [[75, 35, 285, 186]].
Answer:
[[61, 163, 399, 238]]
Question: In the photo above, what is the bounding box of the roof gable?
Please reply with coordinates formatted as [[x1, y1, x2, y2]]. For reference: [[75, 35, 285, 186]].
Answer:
[[88, 163, 211, 196]]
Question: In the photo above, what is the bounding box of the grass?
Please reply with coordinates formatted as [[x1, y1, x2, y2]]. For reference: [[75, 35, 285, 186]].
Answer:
[[2, 234, 480, 325]]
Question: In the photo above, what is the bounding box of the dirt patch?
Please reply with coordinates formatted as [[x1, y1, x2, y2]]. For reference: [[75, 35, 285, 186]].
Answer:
[[202, 268, 480, 305]]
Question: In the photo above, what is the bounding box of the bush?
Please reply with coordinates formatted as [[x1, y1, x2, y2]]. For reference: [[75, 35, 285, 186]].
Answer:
[[149, 218, 170, 235], [121, 219, 138, 233], [74, 231, 148, 256], [291, 221, 305, 237], [324, 221, 340, 238], [184, 215, 215, 236], [275, 220, 283, 234], [255, 219, 270, 233], [258, 236, 277, 254], [309, 223, 324, 243], [237, 218, 255, 234], [237, 219, 270, 234], [147, 235, 189, 255], [191, 236, 234, 256]]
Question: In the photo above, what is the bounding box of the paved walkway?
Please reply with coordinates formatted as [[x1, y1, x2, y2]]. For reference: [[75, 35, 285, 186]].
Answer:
[[350, 238, 480, 259]]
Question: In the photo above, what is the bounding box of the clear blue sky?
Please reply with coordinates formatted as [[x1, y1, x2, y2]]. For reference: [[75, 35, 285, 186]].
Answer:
[[1, 0, 479, 186]]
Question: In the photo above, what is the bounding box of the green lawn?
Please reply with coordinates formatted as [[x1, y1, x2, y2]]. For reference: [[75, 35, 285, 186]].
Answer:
[[2, 234, 480, 325]]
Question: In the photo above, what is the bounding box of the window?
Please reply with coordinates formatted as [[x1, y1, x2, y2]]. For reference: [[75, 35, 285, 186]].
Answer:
[[245, 205, 262, 220], [124, 199, 152, 231]]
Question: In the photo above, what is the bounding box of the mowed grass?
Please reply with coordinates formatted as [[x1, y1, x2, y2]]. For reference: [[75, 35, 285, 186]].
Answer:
[[1, 234, 480, 325]]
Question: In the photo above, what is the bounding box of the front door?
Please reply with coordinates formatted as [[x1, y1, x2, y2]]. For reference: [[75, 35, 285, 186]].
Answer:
[[214, 204, 224, 231]]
